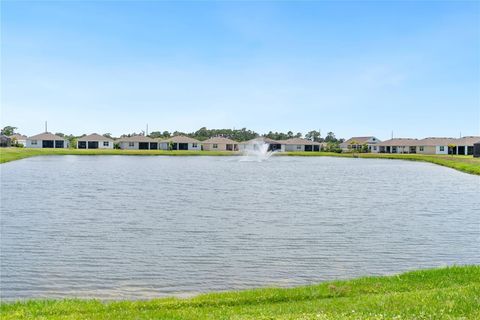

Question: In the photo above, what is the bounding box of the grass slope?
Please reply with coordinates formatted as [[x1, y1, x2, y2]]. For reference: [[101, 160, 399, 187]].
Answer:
[[1, 266, 479, 319], [2, 148, 479, 175]]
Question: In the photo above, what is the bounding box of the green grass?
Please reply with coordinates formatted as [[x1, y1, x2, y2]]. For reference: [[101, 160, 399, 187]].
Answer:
[[1, 266, 479, 319], [1, 147, 479, 175]]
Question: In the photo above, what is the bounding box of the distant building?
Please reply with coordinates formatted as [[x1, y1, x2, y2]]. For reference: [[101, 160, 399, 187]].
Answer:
[[158, 135, 201, 151], [77, 133, 114, 149], [9, 134, 28, 146], [377, 136, 480, 155], [117, 136, 158, 150], [0, 135, 12, 147], [340, 137, 381, 152], [202, 137, 238, 151], [376, 138, 420, 154], [26, 132, 68, 148], [278, 138, 323, 152]]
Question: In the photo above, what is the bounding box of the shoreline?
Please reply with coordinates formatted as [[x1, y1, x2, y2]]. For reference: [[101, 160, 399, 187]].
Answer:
[[1, 266, 478, 319], [1, 148, 479, 175]]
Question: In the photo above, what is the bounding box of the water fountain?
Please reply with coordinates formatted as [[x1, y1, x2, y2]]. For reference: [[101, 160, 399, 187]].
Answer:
[[240, 139, 277, 162]]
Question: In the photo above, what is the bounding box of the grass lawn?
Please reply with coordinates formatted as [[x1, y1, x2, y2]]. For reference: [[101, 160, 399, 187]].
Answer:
[[1, 147, 479, 175], [1, 266, 479, 319]]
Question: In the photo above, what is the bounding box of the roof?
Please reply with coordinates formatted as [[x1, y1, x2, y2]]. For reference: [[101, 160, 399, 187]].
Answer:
[[377, 138, 421, 147], [77, 133, 113, 142], [418, 137, 459, 146], [455, 136, 480, 146], [159, 135, 200, 144], [278, 138, 322, 145], [241, 137, 282, 145], [9, 133, 28, 140], [117, 135, 156, 143], [27, 132, 66, 141], [202, 136, 238, 144], [341, 136, 379, 146]]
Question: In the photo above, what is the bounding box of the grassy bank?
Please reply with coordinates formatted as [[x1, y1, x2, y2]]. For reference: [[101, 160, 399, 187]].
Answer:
[[1, 266, 479, 319], [1, 147, 479, 175]]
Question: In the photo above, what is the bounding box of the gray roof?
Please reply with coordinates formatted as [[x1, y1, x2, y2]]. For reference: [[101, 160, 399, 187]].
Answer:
[[278, 138, 322, 145], [9, 134, 28, 140], [159, 135, 200, 144], [202, 137, 238, 144], [78, 133, 113, 142], [27, 132, 66, 141], [241, 137, 282, 145], [117, 135, 156, 143], [377, 138, 421, 147]]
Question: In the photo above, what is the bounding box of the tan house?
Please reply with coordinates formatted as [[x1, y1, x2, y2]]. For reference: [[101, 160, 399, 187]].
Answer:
[[340, 136, 381, 152], [9, 134, 28, 146], [279, 138, 323, 152], [158, 135, 201, 151], [26, 132, 68, 148], [376, 138, 420, 154], [202, 137, 238, 151], [77, 133, 114, 149], [117, 135, 158, 150], [377, 136, 480, 155]]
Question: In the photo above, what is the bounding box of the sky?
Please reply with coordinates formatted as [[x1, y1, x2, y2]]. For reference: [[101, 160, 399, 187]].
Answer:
[[1, 1, 479, 140]]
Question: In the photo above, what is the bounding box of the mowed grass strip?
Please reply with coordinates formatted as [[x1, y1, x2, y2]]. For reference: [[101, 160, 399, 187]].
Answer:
[[1, 266, 479, 319]]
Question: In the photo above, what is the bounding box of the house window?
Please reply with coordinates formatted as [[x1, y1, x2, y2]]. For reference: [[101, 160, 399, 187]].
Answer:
[[31, 140, 37, 145], [419, 146, 424, 151], [296, 145, 301, 150], [192, 143, 198, 148], [129, 142, 134, 147], [103, 141, 109, 146], [439, 146, 444, 151], [373, 146, 377, 150], [213, 144, 218, 149]]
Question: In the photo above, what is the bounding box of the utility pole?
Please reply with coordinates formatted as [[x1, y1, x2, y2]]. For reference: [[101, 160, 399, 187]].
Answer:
[[146, 124, 149, 136], [391, 131, 393, 139], [45, 121, 48, 133]]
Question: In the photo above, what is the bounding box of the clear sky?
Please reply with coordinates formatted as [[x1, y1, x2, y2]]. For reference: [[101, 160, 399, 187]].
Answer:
[[1, 1, 479, 139]]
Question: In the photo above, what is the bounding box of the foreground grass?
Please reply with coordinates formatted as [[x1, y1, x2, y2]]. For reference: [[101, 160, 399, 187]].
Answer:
[[1, 148, 479, 175], [2, 266, 479, 319]]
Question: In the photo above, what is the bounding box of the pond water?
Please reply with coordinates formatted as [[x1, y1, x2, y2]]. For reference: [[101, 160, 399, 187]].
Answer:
[[1, 156, 479, 300]]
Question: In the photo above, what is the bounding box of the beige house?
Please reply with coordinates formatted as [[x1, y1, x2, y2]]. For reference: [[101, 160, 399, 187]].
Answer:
[[117, 135, 158, 150], [279, 138, 323, 152], [340, 136, 381, 152], [377, 136, 480, 155], [376, 138, 420, 154], [238, 137, 285, 152], [9, 134, 28, 146], [158, 135, 201, 151], [77, 133, 114, 149], [202, 137, 238, 151], [26, 132, 68, 148]]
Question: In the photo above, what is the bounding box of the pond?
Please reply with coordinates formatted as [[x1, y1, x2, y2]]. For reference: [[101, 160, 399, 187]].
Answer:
[[1, 155, 479, 300]]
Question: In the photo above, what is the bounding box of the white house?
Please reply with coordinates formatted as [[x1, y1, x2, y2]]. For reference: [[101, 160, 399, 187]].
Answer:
[[77, 133, 114, 149], [340, 136, 381, 152], [158, 135, 201, 151], [26, 132, 68, 148], [238, 137, 285, 152], [117, 135, 158, 150], [9, 134, 28, 147], [202, 137, 238, 151], [278, 138, 323, 152]]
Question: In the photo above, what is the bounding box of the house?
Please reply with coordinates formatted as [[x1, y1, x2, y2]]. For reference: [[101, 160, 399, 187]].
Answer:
[[0, 135, 12, 147], [376, 138, 420, 154], [451, 136, 480, 155], [202, 137, 238, 151], [474, 141, 480, 158], [238, 137, 285, 152], [26, 132, 68, 148], [158, 135, 201, 150], [340, 136, 381, 152], [77, 133, 114, 149], [117, 135, 158, 150], [279, 138, 323, 152], [9, 134, 28, 146]]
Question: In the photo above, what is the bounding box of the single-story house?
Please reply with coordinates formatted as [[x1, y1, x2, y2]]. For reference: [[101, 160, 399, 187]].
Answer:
[[158, 135, 201, 151], [26, 132, 68, 148], [9, 134, 28, 146], [279, 138, 323, 152], [376, 138, 420, 154], [450, 136, 480, 155], [340, 136, 381, 152], [238, 137, 285, 152], [77, 133, 114, 149], [376, 136, 480, 155], [117, 135, 158, 150], [202, 137, 238, 151], [474, 141, 480, 158], [0, 134, 12, 147]]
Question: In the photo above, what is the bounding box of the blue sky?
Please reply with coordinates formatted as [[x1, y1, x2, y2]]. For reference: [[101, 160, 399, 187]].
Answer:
[[1, 1, 479, 139]]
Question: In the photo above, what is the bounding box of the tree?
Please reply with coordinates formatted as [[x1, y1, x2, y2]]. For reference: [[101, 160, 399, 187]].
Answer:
[[349, 139, 359, 155], [305, 130, 322, 142], [103, 133, 112, 139], [324, 132, 337, 143], [1, 126, 17, 136]]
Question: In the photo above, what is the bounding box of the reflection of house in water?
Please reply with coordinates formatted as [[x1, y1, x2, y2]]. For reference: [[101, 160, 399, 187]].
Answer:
[[158, 135, 201, 151]]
